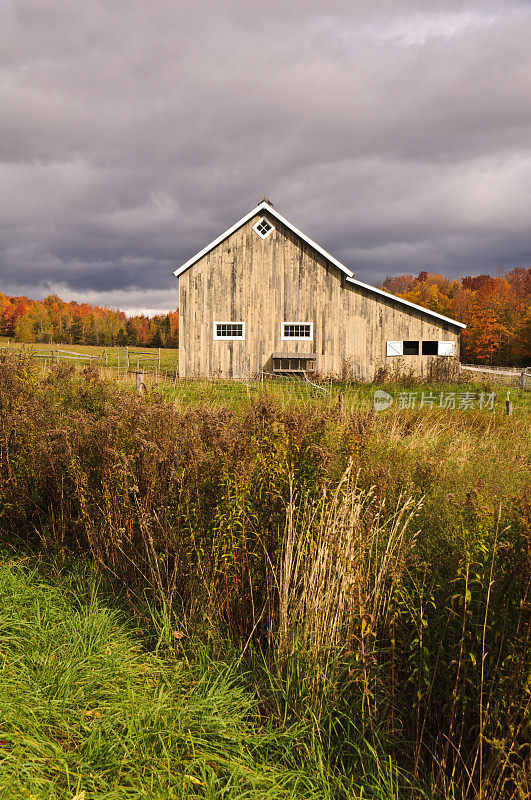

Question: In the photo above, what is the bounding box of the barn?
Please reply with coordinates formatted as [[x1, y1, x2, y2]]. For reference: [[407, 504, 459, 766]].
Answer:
[[174, 199, 465, 380]]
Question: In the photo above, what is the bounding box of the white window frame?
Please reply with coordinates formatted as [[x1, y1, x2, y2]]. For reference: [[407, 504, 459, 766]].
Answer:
[[253, 217, 275, 239], [281, 322, 313, 341], [388, 339, 456, 357], [386, 341, 403, 356], [437, 340, 455, 356], [213, 321, 245, 340]]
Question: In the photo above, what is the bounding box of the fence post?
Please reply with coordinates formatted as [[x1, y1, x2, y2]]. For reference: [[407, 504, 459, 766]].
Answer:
[[56, 343, 59, 363], [158, 348, 161, 369], [506, 392, 513, 415], [126, 347, 129, 368], [338, 392, 344, 419], [104, 348, 108, 367], [136, 370, 145, 394]]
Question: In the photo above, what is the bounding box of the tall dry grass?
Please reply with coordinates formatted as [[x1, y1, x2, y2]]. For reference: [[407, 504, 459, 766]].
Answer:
[[0, 354, 529, 799], [276, 463, 420, 669]]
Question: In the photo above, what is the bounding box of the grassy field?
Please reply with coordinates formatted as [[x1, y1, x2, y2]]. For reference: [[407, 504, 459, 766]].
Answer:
[[0, 353, 529, 799], [2, 337, 528, 414], [0, 555, 382, 799], [0, 337, 179, 370], [161, 375, 531, 414]]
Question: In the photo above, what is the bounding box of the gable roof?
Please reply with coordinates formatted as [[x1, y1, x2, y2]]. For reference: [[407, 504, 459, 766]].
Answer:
[[173, 201, 466, 329], [173, 200, 354, 280], [345, 276, 466, 328]]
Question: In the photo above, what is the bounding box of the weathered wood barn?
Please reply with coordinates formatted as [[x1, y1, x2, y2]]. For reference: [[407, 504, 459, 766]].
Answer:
[[174, 199, 465, 380]]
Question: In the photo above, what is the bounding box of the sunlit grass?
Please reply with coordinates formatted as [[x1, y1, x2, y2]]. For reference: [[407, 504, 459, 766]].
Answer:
[[0, 336, 179, 370], [0, 556, 412, 799], [161, 376, 531, 416]]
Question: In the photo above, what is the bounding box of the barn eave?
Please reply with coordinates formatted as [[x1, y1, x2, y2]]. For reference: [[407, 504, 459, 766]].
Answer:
[[173, 201, 466, 330], [173, 201, 354, 280], [346, 277, 466, 329]]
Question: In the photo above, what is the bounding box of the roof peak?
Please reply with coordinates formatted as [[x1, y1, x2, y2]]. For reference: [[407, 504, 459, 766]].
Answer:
[[172, 202, 465, 329]]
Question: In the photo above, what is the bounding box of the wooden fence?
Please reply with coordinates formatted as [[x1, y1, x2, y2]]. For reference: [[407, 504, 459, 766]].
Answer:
[[0, 342, 178, 389], [460, 363, 531, 388], [2, 342, 529, 390]]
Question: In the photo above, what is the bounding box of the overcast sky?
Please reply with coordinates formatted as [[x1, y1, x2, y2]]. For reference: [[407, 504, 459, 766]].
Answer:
[[1, 0, 530, 315]]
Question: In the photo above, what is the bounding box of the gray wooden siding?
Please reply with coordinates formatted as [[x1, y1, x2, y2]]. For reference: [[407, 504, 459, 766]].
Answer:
[[179, 212, 460, 379]]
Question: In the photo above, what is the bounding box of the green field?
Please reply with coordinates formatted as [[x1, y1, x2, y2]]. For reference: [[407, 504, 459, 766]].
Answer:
[[2, 338, 528, 416], [0, 337, 179, 370], [0, 556, 366, 799], [162, 375, 531, 415]]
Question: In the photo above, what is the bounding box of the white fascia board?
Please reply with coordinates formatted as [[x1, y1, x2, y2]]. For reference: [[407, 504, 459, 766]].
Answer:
[[264, 205, 354, 278], [172, 203, 465, 331], [173, 202, 355, 280], [346, 276, 466, 329], [173, 203, 265, 277]]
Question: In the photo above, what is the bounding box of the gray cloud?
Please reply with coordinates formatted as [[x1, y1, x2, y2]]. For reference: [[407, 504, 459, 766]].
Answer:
[[1, 0, 530, 312]]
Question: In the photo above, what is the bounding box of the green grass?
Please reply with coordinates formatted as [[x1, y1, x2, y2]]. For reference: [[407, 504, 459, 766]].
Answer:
[[2, 336, 528, 414], [0, 355, 529, 799], [160, 376, 531, 415], [0, 338, 179, 371], [0, 555, 411, 800]]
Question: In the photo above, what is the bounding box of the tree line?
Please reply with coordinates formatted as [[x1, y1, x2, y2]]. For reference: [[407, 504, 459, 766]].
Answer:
[[0, 293, 178, 349], [382, 266, 530, 365], [2, 265, 530, 364]]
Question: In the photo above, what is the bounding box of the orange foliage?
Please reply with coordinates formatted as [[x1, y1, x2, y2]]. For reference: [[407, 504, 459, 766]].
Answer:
[[3, 266, 530, 365], [0, 293, 178, 349], [382, 267, 531, 365]]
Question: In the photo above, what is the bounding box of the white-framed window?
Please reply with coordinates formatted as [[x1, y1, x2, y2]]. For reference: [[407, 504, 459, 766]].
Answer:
[[253, 217, 275, 239], [388, 339, 456, 356], [437, 340, 455, 356], [281, 322, 313, 341], [213, 322, 245, 340], [386, 341, 403, 356]]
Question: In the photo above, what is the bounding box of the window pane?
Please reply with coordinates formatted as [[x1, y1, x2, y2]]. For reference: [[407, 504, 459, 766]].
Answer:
[[254, 218, 274, 238], [403, 340, 419, 355], [422, 341, 438, 355], [283, 323, 311, 339], [215, 322, 243, 338]]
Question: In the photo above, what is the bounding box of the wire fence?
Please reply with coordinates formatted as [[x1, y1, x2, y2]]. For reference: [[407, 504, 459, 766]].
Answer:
[[2, 341, 530, 391], [0, 342, 179, 387], [460, 363, 531, 388]]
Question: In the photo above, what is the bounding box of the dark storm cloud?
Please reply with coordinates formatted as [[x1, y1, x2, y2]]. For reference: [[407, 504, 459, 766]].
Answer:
[[1, 0, 530, 312]]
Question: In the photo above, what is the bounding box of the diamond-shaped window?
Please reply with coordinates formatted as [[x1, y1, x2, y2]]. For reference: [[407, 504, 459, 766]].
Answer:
[[253, 217, 274, 239]]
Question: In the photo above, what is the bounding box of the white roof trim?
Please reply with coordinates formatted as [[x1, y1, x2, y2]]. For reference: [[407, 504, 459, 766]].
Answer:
[[173, 201, 465, 330], [173, 201, 354, 279], [346, 276, 466, 328]]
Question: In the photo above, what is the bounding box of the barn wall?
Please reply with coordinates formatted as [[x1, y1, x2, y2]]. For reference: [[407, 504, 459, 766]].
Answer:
[[178, 212, 461, 379]]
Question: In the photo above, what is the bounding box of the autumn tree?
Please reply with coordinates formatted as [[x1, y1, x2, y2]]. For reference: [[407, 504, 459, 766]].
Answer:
[[382, 267, 530, 365], [0, 291, 177, 351]]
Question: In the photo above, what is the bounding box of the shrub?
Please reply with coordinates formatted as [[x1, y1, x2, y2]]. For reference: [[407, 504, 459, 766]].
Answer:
[[0, 354, 529, 799]]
